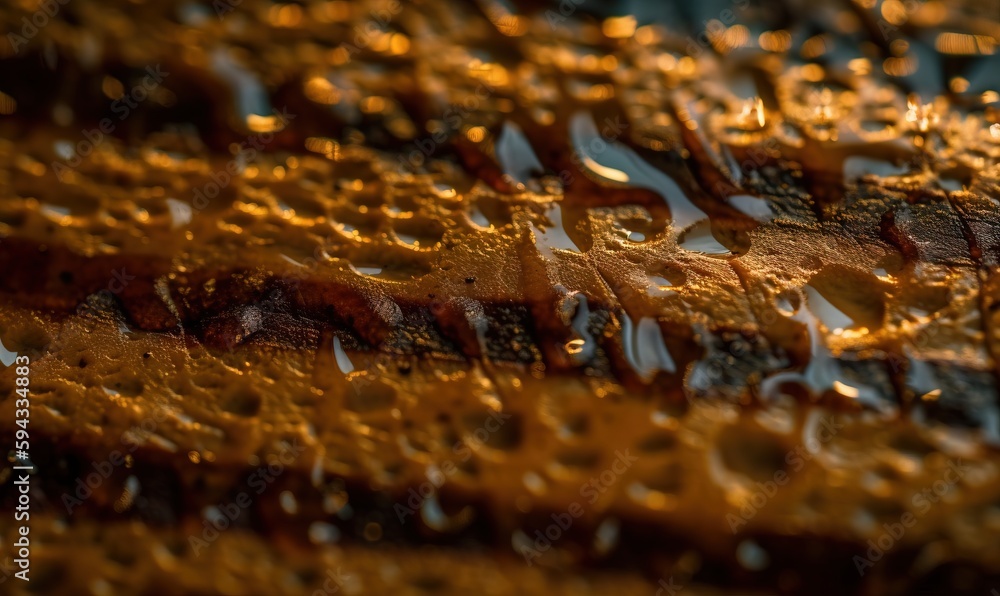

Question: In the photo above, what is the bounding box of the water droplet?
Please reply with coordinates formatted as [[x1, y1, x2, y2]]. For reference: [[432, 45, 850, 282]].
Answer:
[[728, 194, 773, 221], [532, 204, 582, 257], [333, 336, 354, 374], [622, 314, 675, 381], [569, 111, 709, 235], [496, 121, 543, 186], [677, 220, 731, 255]]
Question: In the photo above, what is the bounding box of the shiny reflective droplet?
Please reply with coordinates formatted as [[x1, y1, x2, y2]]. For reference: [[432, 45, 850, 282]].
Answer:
[[728, 194, 773, 221], [333, 336, 354, 374], [678, 220, 731, 255], [533, 204, 582, 257], [496, 121, 543, 186], [622, 314, 675, 381], [569, 111, 709, 234]]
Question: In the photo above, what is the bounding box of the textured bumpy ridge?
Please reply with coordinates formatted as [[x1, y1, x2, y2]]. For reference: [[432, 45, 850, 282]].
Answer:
[[2, 0, 1000, 594]]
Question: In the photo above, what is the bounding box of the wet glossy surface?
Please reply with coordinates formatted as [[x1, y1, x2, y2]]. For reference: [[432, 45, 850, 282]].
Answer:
[[2, 0, 1000, 594]]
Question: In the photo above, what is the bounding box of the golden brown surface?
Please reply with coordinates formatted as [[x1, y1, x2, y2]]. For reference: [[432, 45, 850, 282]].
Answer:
[[2, 0, 1000, 594]]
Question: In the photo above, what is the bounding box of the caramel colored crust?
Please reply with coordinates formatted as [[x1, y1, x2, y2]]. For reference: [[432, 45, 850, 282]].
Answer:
[[2, 0, 1000, 594], [3, 301, 1000, 595]]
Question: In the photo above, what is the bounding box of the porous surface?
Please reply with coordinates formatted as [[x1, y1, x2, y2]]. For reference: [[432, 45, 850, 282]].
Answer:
[[1, 0, 1000, 594]]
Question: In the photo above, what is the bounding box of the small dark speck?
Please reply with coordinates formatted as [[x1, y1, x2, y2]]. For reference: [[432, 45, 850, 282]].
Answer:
[[143, 352, 151, 359], [465, 276, 476, 284], [78, 359, 87, 368]]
